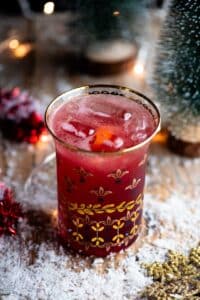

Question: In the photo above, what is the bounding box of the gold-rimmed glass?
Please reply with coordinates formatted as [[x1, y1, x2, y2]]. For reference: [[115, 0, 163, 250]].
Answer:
[[45, 85, 160, 257]]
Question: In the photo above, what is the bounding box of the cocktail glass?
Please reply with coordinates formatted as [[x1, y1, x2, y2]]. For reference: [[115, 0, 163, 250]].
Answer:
[[45, 85, 160, 257]]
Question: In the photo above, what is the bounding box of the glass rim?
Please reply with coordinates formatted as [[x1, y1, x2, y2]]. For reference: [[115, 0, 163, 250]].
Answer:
[[45, 84, 161, 156]]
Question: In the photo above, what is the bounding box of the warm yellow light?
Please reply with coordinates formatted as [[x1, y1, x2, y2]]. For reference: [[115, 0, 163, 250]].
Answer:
[[51, 209, 58, 226], [39, 132, 50, 143], [133, 62, 144, 76], [113, 11, 120, 16], [153, 130, 168, 144], [13, 43, 32, 58], [52, 209, 58, 218], [43, 2, 55, 15], [9, 39, 19, 50]]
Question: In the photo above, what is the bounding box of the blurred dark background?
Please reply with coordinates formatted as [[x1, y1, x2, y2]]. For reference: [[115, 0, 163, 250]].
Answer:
[[0, 0, 164, 15]]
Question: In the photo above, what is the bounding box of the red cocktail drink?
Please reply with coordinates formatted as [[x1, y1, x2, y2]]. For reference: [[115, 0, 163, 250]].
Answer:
[[45, 85, 160, 257]]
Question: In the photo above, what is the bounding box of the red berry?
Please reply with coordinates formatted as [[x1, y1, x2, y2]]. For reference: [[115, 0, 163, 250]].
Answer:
[[0, 87, 46, 143]]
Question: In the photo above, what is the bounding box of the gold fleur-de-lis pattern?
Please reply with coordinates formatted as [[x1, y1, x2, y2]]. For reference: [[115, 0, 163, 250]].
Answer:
[[91, 236, 104, 246], [68, 194, 143, 250], [130, 224, 139, 236], [91, 222, 105, 246], [73, 167, 93, 183], [113, 220, 125, 230], [61, 165, 144, 252], [65, 176, 76, 193], [112, 220, 125, 244], [125, 178, 141, 191], [68, 194, 142, 215], [90, 186, 112, 202], [72, 218, 84, 242], [107, 169, 129, 183], [138, 154, 147, 167]]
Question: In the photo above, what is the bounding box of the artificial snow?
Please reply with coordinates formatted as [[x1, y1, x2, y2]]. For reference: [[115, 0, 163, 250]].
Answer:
[[0, 147, 200, 300]]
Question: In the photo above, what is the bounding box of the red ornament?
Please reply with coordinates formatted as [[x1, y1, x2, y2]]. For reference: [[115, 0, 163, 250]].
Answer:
[[0, 87, 46, 143], [0, 182, 22, 236]]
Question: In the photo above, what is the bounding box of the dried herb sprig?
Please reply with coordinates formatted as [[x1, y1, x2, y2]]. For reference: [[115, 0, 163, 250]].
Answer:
[[141, 245, 200, 299]]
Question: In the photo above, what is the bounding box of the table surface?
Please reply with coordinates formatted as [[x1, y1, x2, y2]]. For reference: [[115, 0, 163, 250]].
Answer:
[[0, 14, 200, 300], [0, 13, 160, 190]]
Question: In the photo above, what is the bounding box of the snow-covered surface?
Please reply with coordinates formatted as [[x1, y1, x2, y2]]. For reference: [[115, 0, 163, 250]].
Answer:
[[0, 143, 200, 300]]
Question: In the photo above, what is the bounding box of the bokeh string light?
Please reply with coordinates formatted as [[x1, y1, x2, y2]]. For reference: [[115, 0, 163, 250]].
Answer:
[[8, 39, 19, 50], [43, 2, 55, 15], [132, 44, 148, 78], [12, 43, 32, 58]]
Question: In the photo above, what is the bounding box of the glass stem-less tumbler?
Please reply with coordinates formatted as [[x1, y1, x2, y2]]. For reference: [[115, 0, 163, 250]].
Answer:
[[45, 85, 160, 257]]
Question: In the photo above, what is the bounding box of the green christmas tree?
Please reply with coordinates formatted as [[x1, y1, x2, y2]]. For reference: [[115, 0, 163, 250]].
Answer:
[[153, 0, 200, 150]]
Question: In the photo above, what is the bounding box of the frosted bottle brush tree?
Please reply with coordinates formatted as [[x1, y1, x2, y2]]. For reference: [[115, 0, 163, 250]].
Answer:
[[153, 0, 200, 157]]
